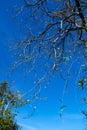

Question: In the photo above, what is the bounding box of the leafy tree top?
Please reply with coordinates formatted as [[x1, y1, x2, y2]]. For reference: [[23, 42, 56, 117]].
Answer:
[[0, 81, 30, 118]]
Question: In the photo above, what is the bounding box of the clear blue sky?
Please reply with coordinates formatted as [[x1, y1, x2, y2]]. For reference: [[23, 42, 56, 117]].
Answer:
[[0, 1, 87, 130]]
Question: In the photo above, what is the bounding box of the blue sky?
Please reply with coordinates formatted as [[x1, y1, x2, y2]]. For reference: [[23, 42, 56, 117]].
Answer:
[[0, 1, 87, 130]]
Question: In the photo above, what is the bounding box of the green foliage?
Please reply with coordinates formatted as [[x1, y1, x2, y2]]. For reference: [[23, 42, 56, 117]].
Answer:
[[77, 77, 86, 90], [81, 1, 87, 9], [82, 98, 87, 104], [0, 81, 30, 130], [85, 41, 87, 48], [82, 25, 87, 30], [0, 117, 19, 130]]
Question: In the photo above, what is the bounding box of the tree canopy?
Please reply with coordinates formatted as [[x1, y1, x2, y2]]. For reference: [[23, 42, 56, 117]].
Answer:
[[11, 0, 87, 116], [13, 0, 87, 86], [0, 81, 30, 130]]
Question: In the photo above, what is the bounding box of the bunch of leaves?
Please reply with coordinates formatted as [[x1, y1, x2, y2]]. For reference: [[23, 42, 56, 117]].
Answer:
[[0, 117, 19, 130], [81, 1, 87, 10], [0, 81, 30, 130]]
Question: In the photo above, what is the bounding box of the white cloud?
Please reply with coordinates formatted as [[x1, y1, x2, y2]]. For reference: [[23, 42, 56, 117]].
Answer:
[[64, 113, 84, 120], [19, 123, 39, 130], [17, 113, 85, 130]]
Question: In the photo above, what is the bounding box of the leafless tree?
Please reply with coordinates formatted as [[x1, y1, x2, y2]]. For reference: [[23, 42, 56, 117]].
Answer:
[[11, 0, 87, 99]]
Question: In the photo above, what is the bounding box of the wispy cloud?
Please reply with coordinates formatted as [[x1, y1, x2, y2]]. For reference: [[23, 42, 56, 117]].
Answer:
[[17, 113, 85, 130], [19, 123, 39, 130], [64, 113, 84, 120]]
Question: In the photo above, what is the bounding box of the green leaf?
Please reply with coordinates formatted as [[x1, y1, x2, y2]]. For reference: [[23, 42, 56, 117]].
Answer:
[[77, 77, 86, 90], [85, 41, 87, 48], [82, 98, 87, 104]]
